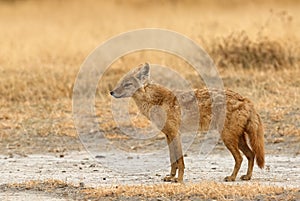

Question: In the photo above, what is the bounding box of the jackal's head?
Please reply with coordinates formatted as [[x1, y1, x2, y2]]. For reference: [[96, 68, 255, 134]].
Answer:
[[110, 63, 150, 98]]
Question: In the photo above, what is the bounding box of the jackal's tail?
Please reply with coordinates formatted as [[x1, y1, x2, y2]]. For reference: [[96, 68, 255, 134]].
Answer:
[[246, 109, 265, 169]]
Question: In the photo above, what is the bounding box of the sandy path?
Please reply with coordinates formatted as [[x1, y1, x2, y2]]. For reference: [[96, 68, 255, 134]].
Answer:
[[0, 151, 299, 188]]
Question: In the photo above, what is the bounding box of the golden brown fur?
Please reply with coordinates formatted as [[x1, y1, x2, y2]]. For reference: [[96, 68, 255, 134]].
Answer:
[[110, 63, 265, 182]]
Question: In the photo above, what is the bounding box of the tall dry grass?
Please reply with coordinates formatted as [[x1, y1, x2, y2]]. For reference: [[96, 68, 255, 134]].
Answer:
[[210, 31, 299, 69]]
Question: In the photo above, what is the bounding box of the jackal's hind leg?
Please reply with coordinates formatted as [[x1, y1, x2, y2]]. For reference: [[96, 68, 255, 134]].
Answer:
[[238, 134, 254, 180], [223, 137, 243, 182]]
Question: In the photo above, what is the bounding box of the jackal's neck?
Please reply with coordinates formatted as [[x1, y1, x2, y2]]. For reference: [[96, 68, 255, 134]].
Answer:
[[131, 83, 178, 120], [132, 83, 155, 103], [132, 83, 175, 106]]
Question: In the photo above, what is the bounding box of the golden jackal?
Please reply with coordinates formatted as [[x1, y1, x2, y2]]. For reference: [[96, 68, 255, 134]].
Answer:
[[110, 63, 265, 183]]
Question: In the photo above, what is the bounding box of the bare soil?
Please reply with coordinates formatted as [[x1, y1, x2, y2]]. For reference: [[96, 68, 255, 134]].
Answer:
[[0, 131, 299, 200]]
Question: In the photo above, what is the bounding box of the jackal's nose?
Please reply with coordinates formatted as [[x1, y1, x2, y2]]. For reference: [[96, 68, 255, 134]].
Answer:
[[110, 91, 114, 96]]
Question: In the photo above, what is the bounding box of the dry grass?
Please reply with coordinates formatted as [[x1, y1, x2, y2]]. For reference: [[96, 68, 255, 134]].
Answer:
[[3, 179, 299, 200], [210, 31, 299, 69], [0, 0, 299, 100], [85, 182, 295, 200]]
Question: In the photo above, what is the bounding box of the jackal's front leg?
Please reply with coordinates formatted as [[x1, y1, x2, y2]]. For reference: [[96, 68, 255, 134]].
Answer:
[[163, 134, 185, 183], [163, 141, 178, 182]]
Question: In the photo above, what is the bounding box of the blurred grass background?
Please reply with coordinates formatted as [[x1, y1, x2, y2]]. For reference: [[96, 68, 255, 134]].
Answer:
[[0, 0, 299, 153]]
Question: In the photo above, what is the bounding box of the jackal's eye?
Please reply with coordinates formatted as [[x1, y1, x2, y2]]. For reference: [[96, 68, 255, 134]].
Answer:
[[123, 83, 133, 88]]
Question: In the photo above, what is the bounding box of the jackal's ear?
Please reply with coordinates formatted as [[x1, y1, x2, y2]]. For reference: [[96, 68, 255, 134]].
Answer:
[[136, 63, 150, 83]]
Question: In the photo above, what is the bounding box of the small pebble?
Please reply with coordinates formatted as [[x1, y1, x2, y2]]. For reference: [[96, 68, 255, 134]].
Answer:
[[95, 155, 105, 159], [89, 164, 96, 168], [79, 182, 85, 188]]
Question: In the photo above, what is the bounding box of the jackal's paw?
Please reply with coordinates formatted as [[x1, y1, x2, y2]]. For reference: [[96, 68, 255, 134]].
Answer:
[[224, 176, 235, 182], [170, 177, 184, 183], [163, 175, 176, 182], [163, 175, 173, 182], [240, 175, 251, 180]]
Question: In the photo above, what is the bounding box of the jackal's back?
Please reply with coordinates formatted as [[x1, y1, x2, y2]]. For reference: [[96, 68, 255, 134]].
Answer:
[[193, 88, 255, 133]]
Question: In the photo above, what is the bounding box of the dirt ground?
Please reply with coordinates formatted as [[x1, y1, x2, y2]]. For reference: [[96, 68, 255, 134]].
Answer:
[[0, 130, 299, 200], [0, 152, 299, 200]]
